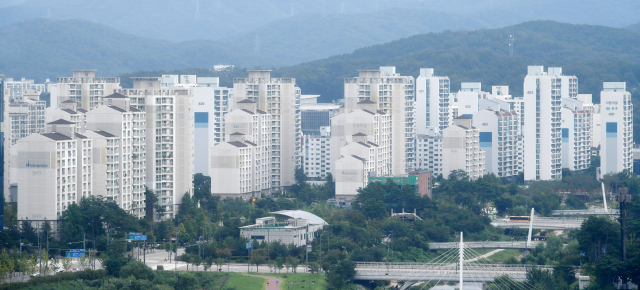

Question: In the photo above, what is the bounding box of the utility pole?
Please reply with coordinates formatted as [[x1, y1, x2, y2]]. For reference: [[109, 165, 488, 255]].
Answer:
[[616, 187, 631, 289], [38, 222, 42, 274]]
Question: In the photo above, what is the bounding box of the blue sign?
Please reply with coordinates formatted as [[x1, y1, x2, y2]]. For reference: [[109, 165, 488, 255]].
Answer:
[[129, 232, 142, 236], [66, 252, 85, 258], [246, 243, 252, 249], [129, 235, 147, 241]]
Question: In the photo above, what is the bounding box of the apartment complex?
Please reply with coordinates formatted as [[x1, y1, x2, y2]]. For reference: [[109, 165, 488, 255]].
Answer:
[[2, 78, 47, 102], [56, 70, 121, 110], [117, 78, 194, 220], [193, 84, 233, 175], [233, 70, 302, 189]]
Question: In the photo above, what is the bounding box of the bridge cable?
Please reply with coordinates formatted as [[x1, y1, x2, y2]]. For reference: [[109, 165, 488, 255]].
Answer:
[[463, 247, 540, 290]]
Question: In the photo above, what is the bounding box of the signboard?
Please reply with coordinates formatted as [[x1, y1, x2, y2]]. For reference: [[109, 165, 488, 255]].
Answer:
[[66, 249, 85, 258], [129, 235, 147, 241], [246, 242, 252, 249]]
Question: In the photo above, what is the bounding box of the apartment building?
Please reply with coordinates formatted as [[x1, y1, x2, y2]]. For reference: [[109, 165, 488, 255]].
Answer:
[[13, 120, 81, 230], [472, 109, 520, 178], [2, 78, 47, 102], [56, 70, 121, 110], [85, 94, 147, 217], [210, 100, 271, 198], [344, 67, 414, 175], [441, 116, 485, 179], [233, 70, 302, 189], [416, 68, 451, 134], [117, 78, 194, 220], [193, 85, 233, 175], [5, 99, 46, 145], [600, 82, 633, 175], [561, 98, 592, 171], [414, 127, 443, 177], [303, 126, 331, 179], [455, 82, 489, 117], [523, 66, 576, 181]]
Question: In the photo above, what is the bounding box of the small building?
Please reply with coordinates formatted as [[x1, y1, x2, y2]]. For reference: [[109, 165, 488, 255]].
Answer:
[[239, 210, 326, 247]]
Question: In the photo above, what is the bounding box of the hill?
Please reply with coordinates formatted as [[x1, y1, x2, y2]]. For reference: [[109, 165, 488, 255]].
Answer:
[[0, 18, 280, 82], [2, 0, 639, 43], [273, 21, 640, 103], [222, 8, 487, 65], [627, 21, 640, 31]]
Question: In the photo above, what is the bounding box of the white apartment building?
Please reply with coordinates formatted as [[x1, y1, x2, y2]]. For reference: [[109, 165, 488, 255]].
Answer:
[[118, 78, 194, 220], [194, 85, 233, 175], [45, 100, 87, 133], [442, 116, 485, 179], [233, 70, 302, 189], [456, 82, 489, 117], [211, 100, 270, 198], [303, 126, 331, 178], [600, 82, 633, 175], [472, 109, 520, 178], [85, 94, 146, 217], [414, 127, 443, 176], [561, 98, 592, 171], [344, 67, 414, 175], [13, 121, 81, 230], [523, 66, 576, 181], [57, 70, 121, 110], [5, 99, 46, 145], [3, 78, 47, 102], [416, 68, 451, 134]]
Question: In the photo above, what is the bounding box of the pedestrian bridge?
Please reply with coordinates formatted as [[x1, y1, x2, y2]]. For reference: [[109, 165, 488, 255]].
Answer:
[[552, 209, 619, 216], [353, 262, 554, 282], [429, 241, 543, 250], [491, 217, 584, 230]]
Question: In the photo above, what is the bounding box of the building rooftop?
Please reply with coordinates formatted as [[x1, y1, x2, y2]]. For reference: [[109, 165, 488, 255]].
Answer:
[[61, 100, 77, 104], [61, 109, 77, 115], [48, 119, 75, 125], [93, 130, 116, 138], [75, 133, 88, 139], [41, 132, 72, 141], [357, 100, 376, 104], [228, 141, 248, 148], [108, 105, 127, 113], [230, 132, 244, 135], [105, 93, 128, 99], [237, 99, 257, 104]]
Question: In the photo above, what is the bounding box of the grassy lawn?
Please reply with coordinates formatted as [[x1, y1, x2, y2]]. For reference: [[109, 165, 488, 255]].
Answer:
[[269, 273, 327, 290], [223, 273, 266, 290], [486, 249, 523, 263]]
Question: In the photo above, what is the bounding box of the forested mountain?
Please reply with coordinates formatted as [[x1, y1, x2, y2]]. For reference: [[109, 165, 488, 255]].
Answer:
[[273, 21, 640, 104], [0, 18, 279, 82], [221, 8, 486, 65], [2, 0, 639, 42], [627, 21, 640, 31]]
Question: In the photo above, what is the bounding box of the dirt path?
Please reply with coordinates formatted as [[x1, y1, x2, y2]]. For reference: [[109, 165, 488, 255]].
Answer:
[[246, 275, 281, 290], [465, 249, 505, 262]]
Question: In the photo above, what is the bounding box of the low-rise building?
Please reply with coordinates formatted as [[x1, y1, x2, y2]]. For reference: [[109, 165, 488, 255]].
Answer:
[[239, 210, 326, 247]]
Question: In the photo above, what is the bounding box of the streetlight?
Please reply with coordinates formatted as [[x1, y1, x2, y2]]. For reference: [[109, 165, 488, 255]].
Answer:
[[106, 226, 120, 253]]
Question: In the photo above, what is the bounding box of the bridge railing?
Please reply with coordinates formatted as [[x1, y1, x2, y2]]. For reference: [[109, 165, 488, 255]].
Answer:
[[354, 262, 554, 270], [427, 241, 543, 249]]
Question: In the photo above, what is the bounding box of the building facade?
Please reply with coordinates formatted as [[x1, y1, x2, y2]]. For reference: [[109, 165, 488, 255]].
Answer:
[[210, 100, 271, 198], [57, 70, 121, 110], [416, 68, 451, 134], [472, 109, 520, 178], [600, 82, 633, 175], [441, 116, 485, 179], [523, 66, 575, 181], [561, 98, 592, 171], [118, 78, 194, 220], [233, 70, 302, 189], [414, 127, 443, 177], [344, 67, 414, 175], [303, 126, 331, 179]]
